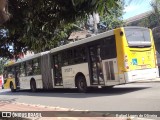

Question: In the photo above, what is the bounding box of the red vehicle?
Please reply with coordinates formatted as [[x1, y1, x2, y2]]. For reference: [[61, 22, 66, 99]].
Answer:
[[0, 76, 3, 87]]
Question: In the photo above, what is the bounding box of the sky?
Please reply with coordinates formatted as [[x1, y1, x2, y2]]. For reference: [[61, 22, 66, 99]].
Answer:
[[123, 0, 153, 20]]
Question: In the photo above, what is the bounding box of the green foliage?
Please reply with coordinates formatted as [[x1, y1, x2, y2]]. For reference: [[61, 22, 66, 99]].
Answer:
[[100, 1, 124, 30], [153, 26, 160, 53], [0, 0, 119, 58], [150, 0, 160, 53], [151, 0, 160, 26], [0, 58, 7, 75]]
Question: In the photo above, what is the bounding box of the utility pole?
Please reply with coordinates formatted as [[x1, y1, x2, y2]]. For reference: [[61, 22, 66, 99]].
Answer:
[[93, 12, 100, 34], [87, 12, 100, 34]]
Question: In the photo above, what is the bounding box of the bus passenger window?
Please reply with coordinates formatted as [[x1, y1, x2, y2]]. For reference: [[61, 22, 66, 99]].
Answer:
[[73, 47, 86, 64], [102, 36, 117, 59], [33, 58, 41, 75], [8, 67, 14, 78], [20, 63, 26, 77], [62, 51, 68, 66], [3, 67, 8, 79]]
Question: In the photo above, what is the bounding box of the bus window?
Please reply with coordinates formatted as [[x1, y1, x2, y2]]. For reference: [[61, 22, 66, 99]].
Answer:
[[15, 65, 20, 77], [73, 47, 86, 64], [8, 66, 15, 78], [33, 58, 41, 75], [62, 51, 68, 66], [53, 54, 62, 86], [15, 65, 20, 88], [102, 36, 117, 59], [3, 67, 8, 79], [68, 49, 74, 65], [89, 45, 104, 84], [20, 62, 26, 77], [26, 60, 33, 76], [125, 28, 151, 47]]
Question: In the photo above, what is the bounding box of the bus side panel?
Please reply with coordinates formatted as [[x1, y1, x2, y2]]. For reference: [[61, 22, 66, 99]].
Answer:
[[61, 63, 90, 88], [114, 28, 126, 83], [19, 75, 43, 89]]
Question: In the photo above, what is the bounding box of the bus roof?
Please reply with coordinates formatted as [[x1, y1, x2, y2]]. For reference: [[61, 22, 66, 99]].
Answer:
[[50, 26, 150, 54], [16, 51, 50, 64], [4, 51, 50, 67], [50, 29, 114, 53]]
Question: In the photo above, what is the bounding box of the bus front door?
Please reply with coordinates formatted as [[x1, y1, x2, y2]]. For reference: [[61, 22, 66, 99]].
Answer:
[[53, 54, 63, 86], [89, 45, 105, 85], [15, 66, 20, 89]]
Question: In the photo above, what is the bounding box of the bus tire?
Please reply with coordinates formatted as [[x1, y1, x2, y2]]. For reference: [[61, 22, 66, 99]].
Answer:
[[30, 79, 37, 92], [76, 76, 87, 93], [10, 82, 16, 92]]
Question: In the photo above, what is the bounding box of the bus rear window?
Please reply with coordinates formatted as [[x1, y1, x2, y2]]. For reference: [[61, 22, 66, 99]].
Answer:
[[124, 28, 151, 47]]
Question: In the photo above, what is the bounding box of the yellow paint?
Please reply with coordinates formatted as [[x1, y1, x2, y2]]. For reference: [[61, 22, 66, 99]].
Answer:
[[3, 77, 16, 89], [114, 27, 156, 74]]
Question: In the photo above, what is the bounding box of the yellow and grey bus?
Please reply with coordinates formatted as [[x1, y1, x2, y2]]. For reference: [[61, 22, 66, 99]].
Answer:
[[3, 27, 159, 92], [3, 51, 50, 92]]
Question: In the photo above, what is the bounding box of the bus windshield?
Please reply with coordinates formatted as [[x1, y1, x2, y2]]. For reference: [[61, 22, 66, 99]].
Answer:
[[124, 28, 151, 47]]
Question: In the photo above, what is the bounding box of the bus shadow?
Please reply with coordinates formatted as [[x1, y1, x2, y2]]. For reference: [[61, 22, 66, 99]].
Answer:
[[0, 86, 150, 98]]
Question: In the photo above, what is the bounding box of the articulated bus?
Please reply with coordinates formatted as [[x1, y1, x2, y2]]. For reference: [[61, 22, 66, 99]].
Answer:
[[3, 27, 159, 92]]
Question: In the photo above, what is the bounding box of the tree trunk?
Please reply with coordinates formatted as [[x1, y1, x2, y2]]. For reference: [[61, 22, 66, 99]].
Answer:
[[0, 0, 9, 25]]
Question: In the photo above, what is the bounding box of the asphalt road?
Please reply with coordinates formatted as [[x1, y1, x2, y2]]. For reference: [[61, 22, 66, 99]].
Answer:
[[0, 81, 160, 111]]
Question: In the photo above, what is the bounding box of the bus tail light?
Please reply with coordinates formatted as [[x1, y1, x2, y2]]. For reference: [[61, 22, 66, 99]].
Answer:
[[124, 55, 129, 70]]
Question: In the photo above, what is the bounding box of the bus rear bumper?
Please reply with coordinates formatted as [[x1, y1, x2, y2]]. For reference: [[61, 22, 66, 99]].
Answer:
[[124, 68, 159, 83]]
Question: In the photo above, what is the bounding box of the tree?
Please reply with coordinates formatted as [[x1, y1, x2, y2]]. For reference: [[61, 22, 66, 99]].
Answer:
[[100, 1, 124, 30], [125, 0, 160, 53], [150, 0, 160, 53], [0, 58, 7, 74], [126, 0, 160, 28], [151, 0, 160, 26], [0, 0, 119, 58]]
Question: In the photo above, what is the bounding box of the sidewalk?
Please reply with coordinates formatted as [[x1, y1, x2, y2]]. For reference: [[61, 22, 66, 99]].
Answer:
[[0, 101, 129, 120], [0, 101, 157, 120]]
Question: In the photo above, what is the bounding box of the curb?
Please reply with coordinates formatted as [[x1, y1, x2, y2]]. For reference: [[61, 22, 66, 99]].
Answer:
[[0, 101, 158, 120]]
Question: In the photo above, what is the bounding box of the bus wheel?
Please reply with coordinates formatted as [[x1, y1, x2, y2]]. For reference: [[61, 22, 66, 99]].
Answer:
[[10, 82, 16, 92], [76, 76, 87, 93], [30, 80, 37, 92]]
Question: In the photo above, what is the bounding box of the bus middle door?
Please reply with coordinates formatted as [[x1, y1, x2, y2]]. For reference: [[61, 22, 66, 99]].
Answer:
[[53, 54, 63, 86], [89, 45, 105, 85]]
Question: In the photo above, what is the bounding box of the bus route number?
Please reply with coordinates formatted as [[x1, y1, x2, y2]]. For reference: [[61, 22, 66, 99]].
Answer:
[[64, 68, 72, 72]]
